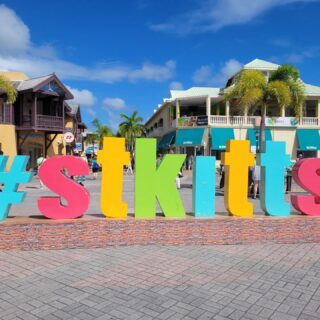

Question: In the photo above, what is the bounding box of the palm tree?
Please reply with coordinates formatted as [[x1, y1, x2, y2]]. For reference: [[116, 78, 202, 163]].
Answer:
[[91, 118, 113, 149], [269, 65, 305, 117], [0, 75, 17, 104], [85, 132, 99, 154], [119, 111, 145, 155], [225, 69, 292, 151]]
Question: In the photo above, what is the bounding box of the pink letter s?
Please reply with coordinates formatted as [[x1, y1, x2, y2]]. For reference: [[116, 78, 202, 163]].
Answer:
[[291, 158, 320, 216], [38, 156, 90, 219]]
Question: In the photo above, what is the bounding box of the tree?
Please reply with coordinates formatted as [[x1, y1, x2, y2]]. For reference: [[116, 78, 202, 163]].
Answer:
[[91, 118, 113, 149], [0, 75, 17, 104], [269, 65, 305, 117], [85, 132, 99, 154], [225, 69, 292, 151], [119, 111, 145, 155]]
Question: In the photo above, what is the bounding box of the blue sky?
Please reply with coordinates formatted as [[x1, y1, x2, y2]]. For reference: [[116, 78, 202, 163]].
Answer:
[[0, 0, 319, 131]]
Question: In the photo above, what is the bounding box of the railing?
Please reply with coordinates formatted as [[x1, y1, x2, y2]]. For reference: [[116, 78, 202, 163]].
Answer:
[[0, 104, 13, 124], [36, 115, 63, 130], [210, 116, 227, 125], [301, 117, 318, 126], [170, 115, 319, 127], [20, 114, 64, 130]]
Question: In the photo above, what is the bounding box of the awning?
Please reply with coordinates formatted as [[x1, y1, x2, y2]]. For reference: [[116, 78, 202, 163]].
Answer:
[[157, 131, 175, 149], [210, 128, 235, 150], [247, 128, 272, 146], [175, 128, 205, 146], [297, 129, 320, 151]]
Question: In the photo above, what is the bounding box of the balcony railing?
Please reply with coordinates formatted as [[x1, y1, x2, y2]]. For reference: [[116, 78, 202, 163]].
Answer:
[[0, 104, 13, 124], [301, 117, 318, 126], [171, 115, 319, 127], [19, 114, 64, 130], [147, 127, 164, 137]]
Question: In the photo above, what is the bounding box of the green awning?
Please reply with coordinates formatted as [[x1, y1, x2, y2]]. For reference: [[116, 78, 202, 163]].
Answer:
[[247, 128, 272, 146], [297, 129, 320, 151], [210, 128, 235, 150], [175, 128, 205, 146], [157, 131, 175, 149]]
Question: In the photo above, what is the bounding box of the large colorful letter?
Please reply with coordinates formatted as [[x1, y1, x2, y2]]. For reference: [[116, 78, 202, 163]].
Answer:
[[135, 139, 186, 218], [291, 158, 320, 216], [0, 156, 33, 221], [98, 137, 130, 218], [222, 140, 254, 217], [258, 141, 291, 216], [192, 156, 216, 217], [38, 156, 90, 219]]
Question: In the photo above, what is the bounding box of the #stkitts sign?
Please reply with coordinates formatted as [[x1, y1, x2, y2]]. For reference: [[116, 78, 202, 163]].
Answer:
[[0, 137, 319, 222]]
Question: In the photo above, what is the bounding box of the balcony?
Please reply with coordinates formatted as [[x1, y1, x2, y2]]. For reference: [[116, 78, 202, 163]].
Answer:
[[147, 127, 164, 138], [18, 114, 64, 131], [172, 115, 319, 128], [0, 104, 13, 124]]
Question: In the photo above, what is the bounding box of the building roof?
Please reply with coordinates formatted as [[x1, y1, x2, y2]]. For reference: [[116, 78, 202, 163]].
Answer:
[[170, 87, 221, 100], [243, 58, 279, 71], [304, 83, 320, 96], [15, 75, 52, 91], [11, 74, 73, 99], [0, 71, 29, 81]]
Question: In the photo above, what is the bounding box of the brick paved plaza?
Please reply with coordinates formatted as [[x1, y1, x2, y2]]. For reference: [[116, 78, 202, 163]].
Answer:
[[1, 244, 320, 320]]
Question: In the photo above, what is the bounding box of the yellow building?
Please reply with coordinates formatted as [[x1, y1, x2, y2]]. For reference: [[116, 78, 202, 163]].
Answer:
[[146, 59, 320, 163], [0, 72, 86, 169]]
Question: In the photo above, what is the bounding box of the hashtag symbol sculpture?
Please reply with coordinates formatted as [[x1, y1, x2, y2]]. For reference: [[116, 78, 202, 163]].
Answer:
[[0, 156, 33, 221]]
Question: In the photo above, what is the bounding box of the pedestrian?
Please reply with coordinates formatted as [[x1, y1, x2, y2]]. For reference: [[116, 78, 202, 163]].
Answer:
[[169, 149, 181, 189], [252, 159, 260, 199], [297, 153, 303, 161], [91, 157, 100, 179], [156, 154, 162, 167], [285, 160, 295, 193], [36, 153, 46, 189], [219, 164, 225, 189], [188, 154, 194, 170]]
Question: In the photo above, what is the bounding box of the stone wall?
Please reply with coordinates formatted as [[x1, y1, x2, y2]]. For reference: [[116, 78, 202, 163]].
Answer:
[[1, 215, 320, 250]]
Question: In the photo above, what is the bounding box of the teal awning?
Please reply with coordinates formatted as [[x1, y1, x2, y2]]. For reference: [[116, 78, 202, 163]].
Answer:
[[247, 128, 272, 146], [297, 129, 320, 151], [157, 131, 175, 149], [175, 128, 205, 146], [210, 128, 235, 150]]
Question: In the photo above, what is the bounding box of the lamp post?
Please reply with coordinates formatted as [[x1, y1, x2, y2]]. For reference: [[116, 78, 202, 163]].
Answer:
[[255, 130, 259, 154]]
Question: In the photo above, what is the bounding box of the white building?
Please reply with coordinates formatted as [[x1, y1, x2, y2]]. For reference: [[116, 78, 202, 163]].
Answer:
[[145, 59, 320, 161]]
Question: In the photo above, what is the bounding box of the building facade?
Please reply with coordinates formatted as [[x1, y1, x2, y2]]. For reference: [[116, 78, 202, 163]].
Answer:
[[145, 59, 320, 163], [0, 72, 86, 169]]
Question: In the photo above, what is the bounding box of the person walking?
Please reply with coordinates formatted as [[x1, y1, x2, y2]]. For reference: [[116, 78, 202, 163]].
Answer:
[[252, 160, 260, 199], [219, 164, 225, 189], [169, 149, 181, 189], [285, 160, 295, 193], [91, 157, 100, 179]]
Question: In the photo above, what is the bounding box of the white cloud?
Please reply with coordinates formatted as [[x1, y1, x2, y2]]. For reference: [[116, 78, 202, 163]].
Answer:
[[67, 86, 96, 106], [0, 5, 30, 55], [193, 59, 242, 87], [150, 0, 319, 35], [0, 54, 176, 84], [67, 86, 97, 116], [0, 5, 176, 84], [192, 65, 212, 83], [169, 81, 183, 90], [103, 97, 127, 110]]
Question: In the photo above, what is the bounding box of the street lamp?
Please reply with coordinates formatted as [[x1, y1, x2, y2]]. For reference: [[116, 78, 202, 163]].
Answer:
[[255, 130, 259, 153]]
